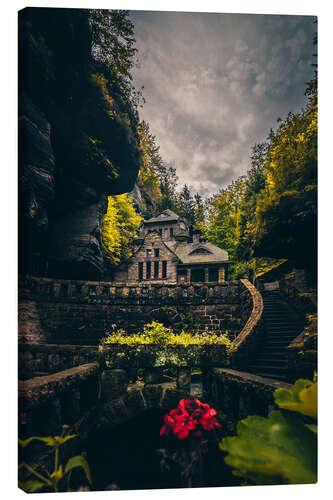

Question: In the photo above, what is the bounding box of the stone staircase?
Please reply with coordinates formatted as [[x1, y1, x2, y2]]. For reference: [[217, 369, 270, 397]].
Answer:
[[247, 290, 304, 381]]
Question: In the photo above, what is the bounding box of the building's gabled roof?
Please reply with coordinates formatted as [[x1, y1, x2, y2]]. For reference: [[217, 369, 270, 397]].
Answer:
[[143, 209, 180, 224], [166, 241, 229, 265]]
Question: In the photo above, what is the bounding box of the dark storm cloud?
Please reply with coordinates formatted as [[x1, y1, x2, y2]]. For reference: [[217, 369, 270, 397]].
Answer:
[[130, 11, 316, 196]]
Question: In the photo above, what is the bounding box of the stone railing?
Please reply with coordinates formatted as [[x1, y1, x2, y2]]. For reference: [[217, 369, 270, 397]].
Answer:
[[19, 343, 99, 380], [19, 363, 100, 439], [204, 368, 291, 430], [231, 279, 264, 369], [20, 275, 241, 303]]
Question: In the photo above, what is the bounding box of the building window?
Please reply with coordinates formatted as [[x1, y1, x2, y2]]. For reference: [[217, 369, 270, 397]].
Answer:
[[159, 228, 162, 236], [162, 261, 167, 278], [165, 228, 168, 237], [154, 248, 159, 257], [208, 268, 219, 282], [138, 262, 143, 280], [146, 261, 151, 279], [170, 228, 174, 237], [146, 249, 152, 258], [191, 268, 205, 282], [154, 261, 159, 278]]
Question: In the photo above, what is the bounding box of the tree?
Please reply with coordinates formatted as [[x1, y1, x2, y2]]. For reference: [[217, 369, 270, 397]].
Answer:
[[206, 177, 248, 278], [193, 193, 207, 236], [158, 163, 179, 212], [252, 95, 317, 274], [102, 194, 142, 269], [176, 185, 196, 225], [137, 121, 163, 210], [89, 10, 144, 112]]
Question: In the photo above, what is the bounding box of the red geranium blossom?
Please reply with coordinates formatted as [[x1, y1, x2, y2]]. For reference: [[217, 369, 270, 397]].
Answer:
[[160, 398, 221, 440]]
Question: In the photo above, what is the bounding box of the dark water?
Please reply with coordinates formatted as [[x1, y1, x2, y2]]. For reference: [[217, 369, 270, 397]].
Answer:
[[85, 409, 240, 491]]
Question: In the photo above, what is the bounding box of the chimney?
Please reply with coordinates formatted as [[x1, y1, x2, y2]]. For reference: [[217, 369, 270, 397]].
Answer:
[[192, 230, 201, 244]]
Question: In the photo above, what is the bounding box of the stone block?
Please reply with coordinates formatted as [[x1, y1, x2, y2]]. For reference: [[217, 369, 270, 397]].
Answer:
[[142, 384, 163, 408], [125, 389, 146, 417], [176, 368, 191, 392], [101, 369, 129, 401]]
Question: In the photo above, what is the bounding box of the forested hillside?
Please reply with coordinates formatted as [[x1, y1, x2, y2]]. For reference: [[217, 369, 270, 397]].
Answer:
[[98, 12, 317, 281]]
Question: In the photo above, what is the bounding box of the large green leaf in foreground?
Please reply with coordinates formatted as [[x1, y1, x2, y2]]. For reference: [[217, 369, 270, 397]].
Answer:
[[220, 410, 317, 485]]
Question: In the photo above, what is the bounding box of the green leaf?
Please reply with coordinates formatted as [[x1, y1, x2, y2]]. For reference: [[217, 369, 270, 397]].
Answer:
[[65, 454, 92, 486], [19, 436, 57, 447], [274, 379, 317, 419], [19, 433, 77, 448], [220, 410, 317, 485], [54, 434, 77, 446], [19, 480, 45, 492], [50, 465, 63, 481]]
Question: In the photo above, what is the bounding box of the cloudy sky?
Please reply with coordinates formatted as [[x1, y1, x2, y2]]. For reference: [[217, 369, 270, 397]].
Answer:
[[129, 10, 316, 197]]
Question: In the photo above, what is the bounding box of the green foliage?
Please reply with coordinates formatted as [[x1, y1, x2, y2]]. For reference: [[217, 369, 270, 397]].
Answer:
[[176, 184, 196, 225], [220, 410, 316, 485], [253, 96, 317, 269], [18, 425, 92, 493], [89, 10, 144, 112], [206, 177, 248, 278], [143, 321, 171, 345], [103, 321, 233, 352], [102, 193, 142, 268], [274, 378, 317, 419], [137, 121, 164, 208], [220, 378, 317, 485], [250, 257, 287, 278]]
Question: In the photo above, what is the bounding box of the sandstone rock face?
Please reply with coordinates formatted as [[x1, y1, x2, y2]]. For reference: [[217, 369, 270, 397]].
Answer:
[[19, 8, 142, 279]]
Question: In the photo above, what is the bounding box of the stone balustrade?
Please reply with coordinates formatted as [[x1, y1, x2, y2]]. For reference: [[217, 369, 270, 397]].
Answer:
[[19, 343, 99, 380], [231, 279, 264, 369], [204, 368, 291, 431], [20, 275, 241, 302], [19, 363, 100, 438]]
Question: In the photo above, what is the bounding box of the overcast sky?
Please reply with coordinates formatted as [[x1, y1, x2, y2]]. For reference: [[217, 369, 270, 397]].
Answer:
[[129, 10, 316, 197]]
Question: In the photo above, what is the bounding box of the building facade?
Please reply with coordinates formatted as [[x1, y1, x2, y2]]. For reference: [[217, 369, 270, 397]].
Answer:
[[113, 209, 229, 283]]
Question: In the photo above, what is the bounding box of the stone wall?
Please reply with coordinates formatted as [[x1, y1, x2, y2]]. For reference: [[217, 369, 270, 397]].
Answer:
[[115, 231, 178, 283], [19, 277, 243, 345], [204, 368, 291, 432]]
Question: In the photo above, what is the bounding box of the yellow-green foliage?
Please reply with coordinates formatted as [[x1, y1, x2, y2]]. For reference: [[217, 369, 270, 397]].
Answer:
[[102, 193, 142, 267], [18, 425, 92, 493], [255, 97, 317, 233], [103, 321, 233, 353], [249, 257, 287, 278], [274, 378, 317, 419]]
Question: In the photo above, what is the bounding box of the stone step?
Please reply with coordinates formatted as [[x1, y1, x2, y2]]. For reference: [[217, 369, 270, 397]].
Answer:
[[264, 339, 294, 346], [265, 336, 296, 343], [258, 358, 286, 366]]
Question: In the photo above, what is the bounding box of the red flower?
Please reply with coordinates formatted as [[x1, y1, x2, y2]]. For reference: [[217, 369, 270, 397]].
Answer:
[[160, 398, 221, 440]]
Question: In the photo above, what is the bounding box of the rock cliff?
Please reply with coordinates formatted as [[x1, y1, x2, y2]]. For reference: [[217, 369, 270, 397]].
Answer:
[[19, 8, 142, 279]]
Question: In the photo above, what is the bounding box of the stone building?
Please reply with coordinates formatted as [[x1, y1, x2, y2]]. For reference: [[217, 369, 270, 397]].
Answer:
[[114, 209, 229, 283]]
